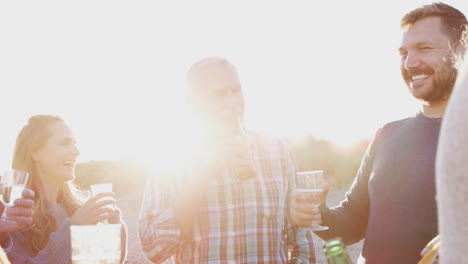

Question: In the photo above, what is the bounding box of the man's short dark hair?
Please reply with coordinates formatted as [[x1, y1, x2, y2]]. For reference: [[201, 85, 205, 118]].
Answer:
[[401, 2, 468, 46]]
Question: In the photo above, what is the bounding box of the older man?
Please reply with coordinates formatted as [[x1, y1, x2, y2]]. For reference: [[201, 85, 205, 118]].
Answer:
[[139, 57, 315, 263]]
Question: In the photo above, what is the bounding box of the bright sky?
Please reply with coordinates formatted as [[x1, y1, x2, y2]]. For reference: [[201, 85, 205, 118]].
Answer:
[[1, 0, 467, 166]]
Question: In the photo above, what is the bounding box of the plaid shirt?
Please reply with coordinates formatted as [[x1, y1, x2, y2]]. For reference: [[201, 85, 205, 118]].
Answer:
[[138, 132, 316, 264]]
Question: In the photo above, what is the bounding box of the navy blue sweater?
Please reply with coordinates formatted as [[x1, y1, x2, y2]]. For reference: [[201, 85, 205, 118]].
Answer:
[[317, 112, 440, 264]]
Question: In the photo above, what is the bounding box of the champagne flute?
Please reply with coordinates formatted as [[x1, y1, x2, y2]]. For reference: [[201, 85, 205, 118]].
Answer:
[[90, 183, 113, 225], [0, 169, 29, 222], [296, 170, 329, 231], [71, 224, 121, 264]]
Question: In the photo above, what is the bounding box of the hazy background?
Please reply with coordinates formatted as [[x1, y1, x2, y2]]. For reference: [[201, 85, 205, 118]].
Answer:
[[3, 1, 467, 263], [3, 0, 467, 168]]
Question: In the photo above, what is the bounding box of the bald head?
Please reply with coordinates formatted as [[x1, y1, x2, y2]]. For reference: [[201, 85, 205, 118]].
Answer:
[[187, 57, 240, 97], [186, 57, 245, 136]]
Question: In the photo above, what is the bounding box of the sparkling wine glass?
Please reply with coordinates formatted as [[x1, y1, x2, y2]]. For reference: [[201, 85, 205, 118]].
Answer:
[[296, 170, 329, 231], [0, 169, 29, 222], [71, 224, 121, 264]]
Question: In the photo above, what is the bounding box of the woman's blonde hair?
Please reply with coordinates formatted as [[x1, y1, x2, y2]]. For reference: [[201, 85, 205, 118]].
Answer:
[[12, 115, 87, 253]]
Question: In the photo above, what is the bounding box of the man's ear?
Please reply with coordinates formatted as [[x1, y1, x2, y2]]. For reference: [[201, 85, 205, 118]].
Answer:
[[454, 42, 467, 57], [450, 41, 466, 69], [454, 29, 468, 57]]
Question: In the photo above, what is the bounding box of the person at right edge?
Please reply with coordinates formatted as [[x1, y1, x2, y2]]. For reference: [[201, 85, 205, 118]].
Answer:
[[289, 2, 467, 264], [435, 24, 468, 264]]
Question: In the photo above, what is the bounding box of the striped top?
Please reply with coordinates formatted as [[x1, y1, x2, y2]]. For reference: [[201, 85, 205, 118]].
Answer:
[[6, 203, 127, 264], [138, 132, 316, 264], [7, 204, 75, 264]]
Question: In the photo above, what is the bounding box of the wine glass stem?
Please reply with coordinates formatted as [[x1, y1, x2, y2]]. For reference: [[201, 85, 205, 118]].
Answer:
[[1, 205, 14, 222]]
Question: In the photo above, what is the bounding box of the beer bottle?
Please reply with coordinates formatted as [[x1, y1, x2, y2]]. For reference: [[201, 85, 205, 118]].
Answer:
[[324, 237, 353, 264]]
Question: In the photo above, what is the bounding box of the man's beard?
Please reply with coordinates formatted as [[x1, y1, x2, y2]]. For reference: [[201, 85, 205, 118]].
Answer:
[[425, 62, 458, 102], [202, 109, 244, 138], [404, 57, 459, 103]]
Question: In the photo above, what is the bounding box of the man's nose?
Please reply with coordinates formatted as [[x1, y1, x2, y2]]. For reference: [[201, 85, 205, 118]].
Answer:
[[404, 52, 421, 69], [72, 144, 81, 156]]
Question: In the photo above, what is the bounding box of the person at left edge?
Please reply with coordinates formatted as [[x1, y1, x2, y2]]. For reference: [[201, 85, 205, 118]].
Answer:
[[0, 188, 35, 262]]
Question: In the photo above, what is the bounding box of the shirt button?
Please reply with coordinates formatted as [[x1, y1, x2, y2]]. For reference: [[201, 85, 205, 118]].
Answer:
[[228, 231, 236, 237]]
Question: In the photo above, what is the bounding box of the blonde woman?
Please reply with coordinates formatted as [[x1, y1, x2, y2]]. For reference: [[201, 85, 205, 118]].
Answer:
[[7, 115, 127, 263]]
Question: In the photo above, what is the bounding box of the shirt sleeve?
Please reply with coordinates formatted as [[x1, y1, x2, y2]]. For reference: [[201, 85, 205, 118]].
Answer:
[[315, 129, 381, 245], [282, 141, 316, 264], [138, 170, 186, 264], [436, 59, 468, 263]]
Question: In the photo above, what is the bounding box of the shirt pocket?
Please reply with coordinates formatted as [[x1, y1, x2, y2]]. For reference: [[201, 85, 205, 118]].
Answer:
[[240, 173, 285, 221]]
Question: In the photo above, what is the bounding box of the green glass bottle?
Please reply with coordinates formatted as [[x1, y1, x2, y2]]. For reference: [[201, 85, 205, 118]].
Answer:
[[324, 237, 353, 264]]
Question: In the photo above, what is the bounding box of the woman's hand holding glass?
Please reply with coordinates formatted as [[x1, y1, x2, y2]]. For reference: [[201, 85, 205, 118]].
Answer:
[[70, 192, 116, 225]]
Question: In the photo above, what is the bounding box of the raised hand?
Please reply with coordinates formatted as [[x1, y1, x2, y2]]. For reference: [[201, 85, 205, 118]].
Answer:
[[290, 183, 329, 227], [71, 192, 116, 225], [0, 188, 35, 243], [107, 207, 122, 224]]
